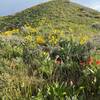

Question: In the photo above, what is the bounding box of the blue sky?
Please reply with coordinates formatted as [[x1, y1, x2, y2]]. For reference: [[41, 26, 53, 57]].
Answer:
[[72, 0, 100, 11], [0, 0, 100, 16], [0, 0, 48, 16]]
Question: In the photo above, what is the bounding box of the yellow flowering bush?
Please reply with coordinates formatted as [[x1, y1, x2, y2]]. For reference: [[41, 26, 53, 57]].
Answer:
[[2, 29, 19, 36], [25, 35, 33, 42], [48, 30, 64, 45], [3, 31, 12, 36], [49, 34, 58, 45], [80, 35, 89, 45], [24, 25, 37, 33], [11, 29, 19, 33], [36, 36, 45, 44]]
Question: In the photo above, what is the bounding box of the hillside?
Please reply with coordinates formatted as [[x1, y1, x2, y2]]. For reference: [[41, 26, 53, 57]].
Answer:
[[0, 0, 100, 99], [0, 0, 100, 34]]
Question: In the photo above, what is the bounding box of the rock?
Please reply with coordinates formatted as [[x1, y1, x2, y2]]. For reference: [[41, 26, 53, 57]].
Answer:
[[91, 23, 100, 30]]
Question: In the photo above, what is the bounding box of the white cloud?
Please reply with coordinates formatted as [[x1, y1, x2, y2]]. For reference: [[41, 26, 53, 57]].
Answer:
[[91, 4, 100, 11]]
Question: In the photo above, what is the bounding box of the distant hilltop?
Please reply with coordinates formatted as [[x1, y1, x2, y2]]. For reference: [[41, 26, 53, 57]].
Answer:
[[0, 0, 100, 34]]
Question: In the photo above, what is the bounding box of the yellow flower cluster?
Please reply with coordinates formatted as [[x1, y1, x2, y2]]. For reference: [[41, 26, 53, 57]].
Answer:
[[80, 35, 89, 45], [49, 34, 58, 45], [25, 35, 33, 42], [48, 29, 65, 45], [2, 29, 19, 36], [53, 29, 65, 37], [24, 25, 37, 33], [3, 31, 12, 36], [11, 29, 19, 33], [36, 36, 45, 44]]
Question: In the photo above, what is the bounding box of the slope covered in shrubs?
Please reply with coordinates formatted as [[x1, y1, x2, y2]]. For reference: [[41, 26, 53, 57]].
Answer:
[[0, 0, 100, 99], [0, 0, 100, 34]]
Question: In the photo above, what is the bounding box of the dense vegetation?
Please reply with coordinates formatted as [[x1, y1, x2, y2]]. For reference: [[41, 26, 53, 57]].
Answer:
[[0, 0, 100, 33], [0, 0, 100, 99]]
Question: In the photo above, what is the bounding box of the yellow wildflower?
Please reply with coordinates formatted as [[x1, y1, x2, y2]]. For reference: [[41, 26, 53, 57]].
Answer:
[[80, 35, 89, 45], [25, 25, 37, 33], [36, 36, 45, 44], [12, 29, 19, 33], [3, 31, 12, 36], [2, 29, 19, 36], [25, 35, 33, 42], [49, 34, 58, 45]]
